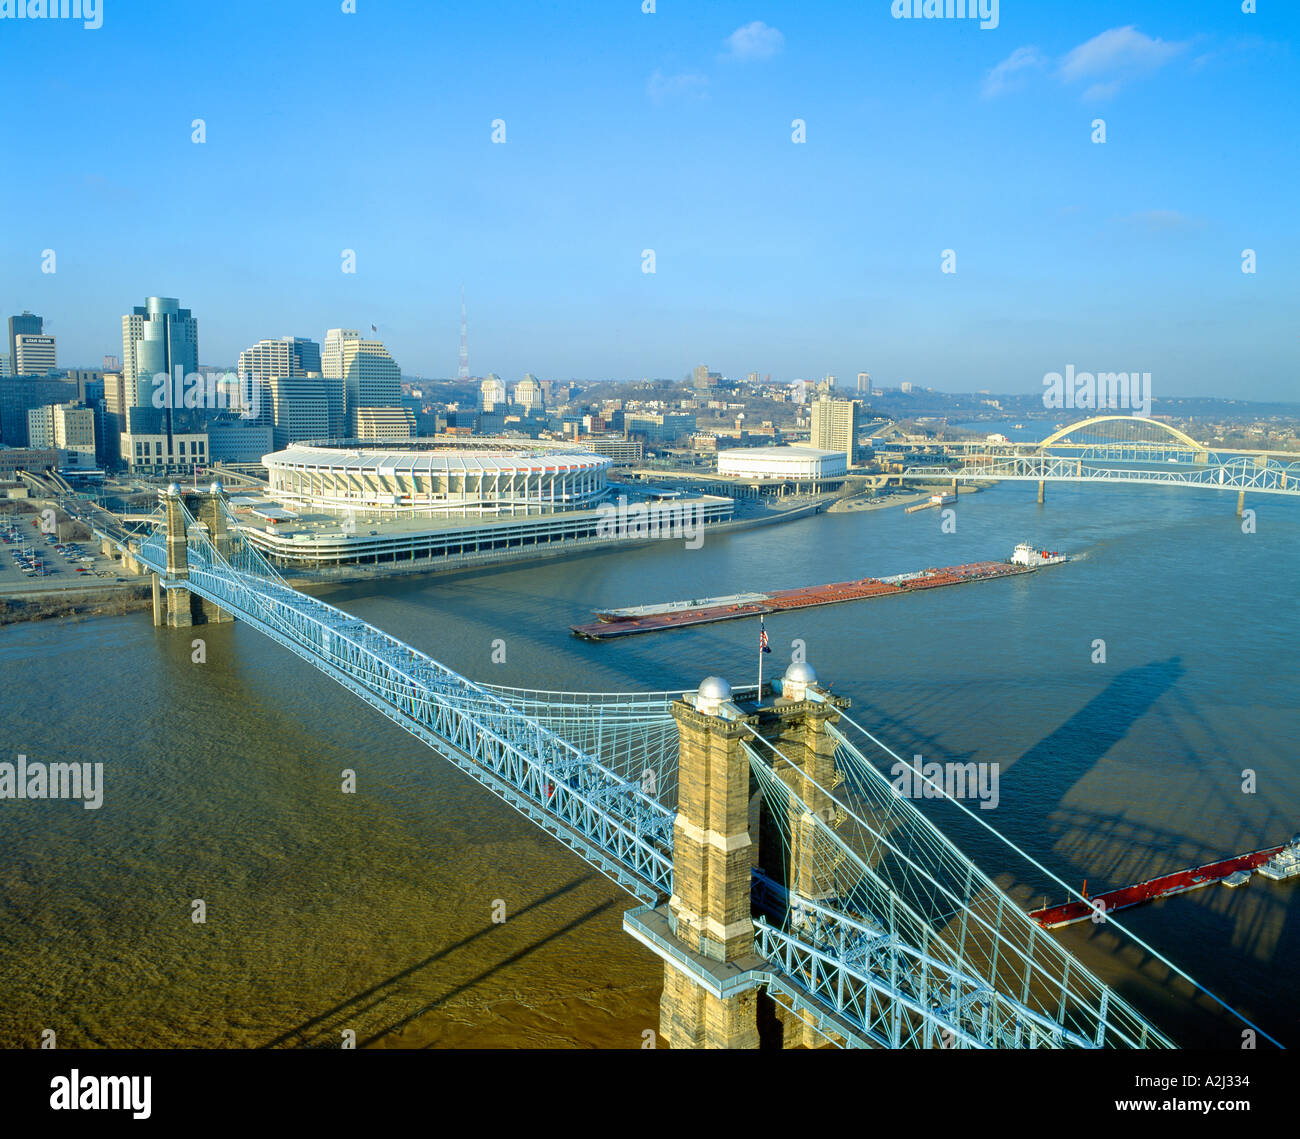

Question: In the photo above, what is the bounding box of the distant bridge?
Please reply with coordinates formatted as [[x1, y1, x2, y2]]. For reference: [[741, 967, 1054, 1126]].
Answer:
[[899, 415, 1300, 504]]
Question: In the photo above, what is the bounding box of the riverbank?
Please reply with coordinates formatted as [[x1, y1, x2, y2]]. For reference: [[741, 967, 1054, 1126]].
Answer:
[[826, 482, 985, 514], [0, 583, 152, 626]]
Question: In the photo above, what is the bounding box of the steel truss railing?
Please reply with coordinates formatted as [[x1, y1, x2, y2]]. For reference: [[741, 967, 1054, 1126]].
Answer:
[[904, 453, 1300, 495], [137, 499, 674, 903], [741, 727, 1172, 1049], [136, 498, 1184, 1049]]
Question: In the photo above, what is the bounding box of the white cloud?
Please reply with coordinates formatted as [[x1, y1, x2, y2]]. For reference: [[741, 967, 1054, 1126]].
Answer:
[[981, 46, 1047, 98], [1059, 25, 1187, 85], [724, 20, 784, 61], [647, 69, 709, 101]]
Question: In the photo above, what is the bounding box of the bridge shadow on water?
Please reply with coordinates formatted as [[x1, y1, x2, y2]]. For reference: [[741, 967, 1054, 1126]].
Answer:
[[849, 655, 1299, 1047], [261, 874, 616, 1049]]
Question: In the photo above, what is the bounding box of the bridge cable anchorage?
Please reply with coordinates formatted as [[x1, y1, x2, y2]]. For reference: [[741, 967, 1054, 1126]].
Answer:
[[832, 711, 1284, 1050], [741, 725, 1159, 1048]]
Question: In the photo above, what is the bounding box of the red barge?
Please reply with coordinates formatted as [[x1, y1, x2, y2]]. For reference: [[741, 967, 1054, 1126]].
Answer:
[[571, 543, 1067, 641], [1028, 845, 1286, 929]]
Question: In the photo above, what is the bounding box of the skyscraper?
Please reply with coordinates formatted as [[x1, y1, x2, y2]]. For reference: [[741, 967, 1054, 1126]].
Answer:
[[7, 312, 43, 376], [238, 336, 322, 421], [480, 374, 507, 412], [14, 333, 56, 376], [238, 336, 322, 384], [513, 374, 543, 413], [267, 375, 331, 449], [121, 297, 198, 405], [857, 372, 870, 394], [322, 329, 402, 437], [119, 297, 200, 470], [810, 396, 862, 467], [320, 328, 357, 437]]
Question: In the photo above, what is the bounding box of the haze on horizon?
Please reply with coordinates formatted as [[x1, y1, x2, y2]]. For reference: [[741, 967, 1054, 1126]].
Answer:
[[2, 0, 1296, 400]]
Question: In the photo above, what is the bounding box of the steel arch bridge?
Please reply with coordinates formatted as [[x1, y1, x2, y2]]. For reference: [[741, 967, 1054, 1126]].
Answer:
[[901, 415, 1300, 498], [123, 490, 1207, 1049]]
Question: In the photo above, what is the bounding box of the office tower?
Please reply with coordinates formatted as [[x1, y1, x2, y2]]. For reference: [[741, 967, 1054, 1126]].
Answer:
[[122, 297, 198, 400], [747, 372, 760, 385], [238, 336, 322, 385], [320, 328, 358, 437], [0, 354, 10, 377], [810, 396, 862, 466], [239, 336, 321, 422], [900, 381, 914, 393], [321, 329, 401, 437], [27, 405, 55, 448], [7, 312, 42, 377], [479, 374, 507, 412], [692, 364, 710, 390], [14, 333, 56, 376], [342, 339, 401, 436], [100, 372, 129, 466], [322, 329, 399, 437], [267, 375, 331, 449], [514, 374, 543, 413], [31, 401, 96, 459], [857, 372, 870, 394]]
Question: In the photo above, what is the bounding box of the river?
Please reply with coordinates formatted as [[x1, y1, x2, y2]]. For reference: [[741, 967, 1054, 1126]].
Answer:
[[1, 477, 1296, 1048]]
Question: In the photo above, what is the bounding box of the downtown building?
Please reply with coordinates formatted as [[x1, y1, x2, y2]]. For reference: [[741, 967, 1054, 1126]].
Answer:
[[322, 329, 405, 439], [7, 311, 43, 376], [27, 401, 98, 470], [119, 297, 206, 472], [14, 333, 57, 376], [810, 396, 864, 467]]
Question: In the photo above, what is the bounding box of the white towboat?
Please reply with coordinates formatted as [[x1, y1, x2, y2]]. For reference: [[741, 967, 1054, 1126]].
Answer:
[[1010, 542, 1068, 568], [1257, 836, 1300, 882]]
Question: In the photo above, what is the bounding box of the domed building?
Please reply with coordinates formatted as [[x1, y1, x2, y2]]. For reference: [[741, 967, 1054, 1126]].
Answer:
[[514, 373, 543, 414]]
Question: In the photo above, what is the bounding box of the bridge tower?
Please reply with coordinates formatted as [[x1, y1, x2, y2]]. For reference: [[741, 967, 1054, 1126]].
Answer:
[[151, 483, 232, 627], [153, 484, 192, 628], [625, 662, 848, 1049]]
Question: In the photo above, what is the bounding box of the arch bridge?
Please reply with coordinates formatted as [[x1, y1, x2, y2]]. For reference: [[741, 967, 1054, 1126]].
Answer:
[[901, 415, 1300, 508]]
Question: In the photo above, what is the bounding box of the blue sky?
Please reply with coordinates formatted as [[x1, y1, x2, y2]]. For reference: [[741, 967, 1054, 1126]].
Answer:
[[2, 0, 1297, 399]]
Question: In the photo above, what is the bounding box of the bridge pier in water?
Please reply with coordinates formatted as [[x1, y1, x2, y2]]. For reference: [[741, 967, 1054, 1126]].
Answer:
[[1037, 479, 1045, 504], [1237, 490, 1245, 517], [626, 662, 848, 1049]]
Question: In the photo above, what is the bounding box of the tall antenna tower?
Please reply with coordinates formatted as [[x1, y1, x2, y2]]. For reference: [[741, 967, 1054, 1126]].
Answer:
[[458, 286, 470, 380]]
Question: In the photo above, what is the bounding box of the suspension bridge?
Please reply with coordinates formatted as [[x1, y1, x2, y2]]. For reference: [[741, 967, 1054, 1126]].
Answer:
[[896, 415, 1300, 508], [107, 481, 1280, 1050]]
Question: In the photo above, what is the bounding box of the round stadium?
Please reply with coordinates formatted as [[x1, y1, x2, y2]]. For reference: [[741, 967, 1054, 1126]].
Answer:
[[262, 442, 612, 519]]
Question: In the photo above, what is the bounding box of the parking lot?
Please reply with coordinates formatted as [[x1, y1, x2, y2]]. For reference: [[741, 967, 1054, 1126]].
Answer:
[[0, 515, 128, 595]]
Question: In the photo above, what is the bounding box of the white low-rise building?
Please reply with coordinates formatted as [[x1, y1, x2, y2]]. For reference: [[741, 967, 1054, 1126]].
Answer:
[[717, 445, 847, 480]]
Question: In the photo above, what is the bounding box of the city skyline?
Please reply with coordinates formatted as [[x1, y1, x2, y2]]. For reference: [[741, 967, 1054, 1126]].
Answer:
[[3, 1, 1296, 398]]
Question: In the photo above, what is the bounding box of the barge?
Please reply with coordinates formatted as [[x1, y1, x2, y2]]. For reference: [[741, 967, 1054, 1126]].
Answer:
[[572, 543, 1068, 640], [1028, 839, 1298, 929]]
